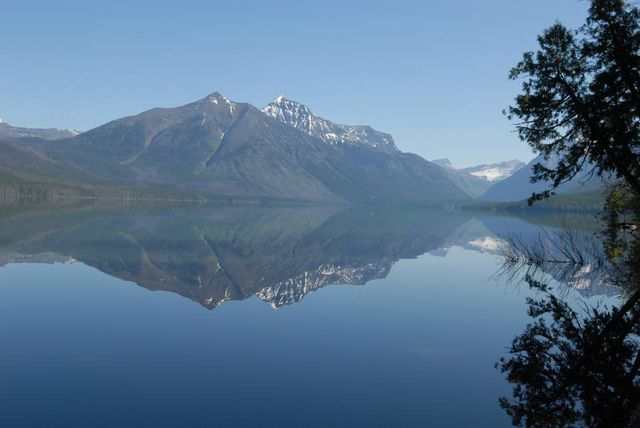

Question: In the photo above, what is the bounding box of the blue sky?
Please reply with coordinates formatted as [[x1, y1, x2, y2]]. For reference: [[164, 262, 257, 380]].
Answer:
[[1, 0, 588, 167]]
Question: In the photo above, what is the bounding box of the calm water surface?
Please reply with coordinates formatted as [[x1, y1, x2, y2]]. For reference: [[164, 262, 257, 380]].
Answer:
[[0, 206, 614, 427]]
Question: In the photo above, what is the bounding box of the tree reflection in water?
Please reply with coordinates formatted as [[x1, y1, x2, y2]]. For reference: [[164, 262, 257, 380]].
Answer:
[[497, 207, 640, 427]]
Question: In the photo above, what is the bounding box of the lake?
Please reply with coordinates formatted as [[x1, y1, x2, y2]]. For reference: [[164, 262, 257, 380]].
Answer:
[[0, 205, 616, 427]]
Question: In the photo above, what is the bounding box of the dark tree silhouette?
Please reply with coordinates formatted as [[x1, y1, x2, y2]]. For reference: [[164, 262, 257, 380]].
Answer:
[[507, 0, 640, 203], [499, 1, 640, 426]]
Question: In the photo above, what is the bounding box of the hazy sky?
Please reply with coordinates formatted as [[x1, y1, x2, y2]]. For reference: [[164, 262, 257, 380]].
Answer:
[[1, 1, 588, 167]]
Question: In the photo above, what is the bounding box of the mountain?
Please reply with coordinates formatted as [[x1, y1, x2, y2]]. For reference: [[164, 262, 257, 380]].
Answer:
[[261, 96, 397, 151], [0, 92, 469, 204], [430, 158, 524, 198], [480, 154, 610, 201], [459, 159, 525, 182], [431, 158, 490, 198], [0, 118, 79, 140]]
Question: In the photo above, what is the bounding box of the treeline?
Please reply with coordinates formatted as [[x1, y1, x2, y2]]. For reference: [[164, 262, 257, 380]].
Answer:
[[0, 183, 209, 207], [460, 191, 606, 213]]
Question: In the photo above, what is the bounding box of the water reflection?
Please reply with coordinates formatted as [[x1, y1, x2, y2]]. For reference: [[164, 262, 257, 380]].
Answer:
[[0, 205, 617, 308]]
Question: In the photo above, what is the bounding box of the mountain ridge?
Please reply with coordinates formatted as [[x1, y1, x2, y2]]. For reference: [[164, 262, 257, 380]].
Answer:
[[261, 96, 397, 151], [0, 119, 79, 140], [430, 158, 524, 198], [480, 154, 611, 202], [0, 92, 469, 204]]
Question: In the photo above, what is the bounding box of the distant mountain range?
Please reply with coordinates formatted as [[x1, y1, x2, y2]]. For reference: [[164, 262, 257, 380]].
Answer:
[[431, 156, 608, 202], [479, 154, 610, 201], [431, 158, 525, 198], [458, 159, 525, 182], [0, 118, 78, 140], [0, 93, 469, 204]]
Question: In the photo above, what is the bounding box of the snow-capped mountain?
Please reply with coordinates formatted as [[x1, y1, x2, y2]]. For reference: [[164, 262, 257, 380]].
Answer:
[[262, 96, 397, 151], [429, 158, 525, 198], [480, 154, 609, 201], [459, 159, 525, 183]]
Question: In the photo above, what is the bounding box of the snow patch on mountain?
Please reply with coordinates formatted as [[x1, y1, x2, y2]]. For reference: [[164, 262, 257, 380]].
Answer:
[[459, 159, 525, 183], [262, 96, 397, 151], [204, 92, 237, 114], [0, 120, 80, 140], [470, 167, 514, 182], [432, 159, 525, 183]]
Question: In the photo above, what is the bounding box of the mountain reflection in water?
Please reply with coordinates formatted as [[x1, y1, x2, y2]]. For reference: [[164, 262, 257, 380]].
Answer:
[[0, 205, 618, 308]]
